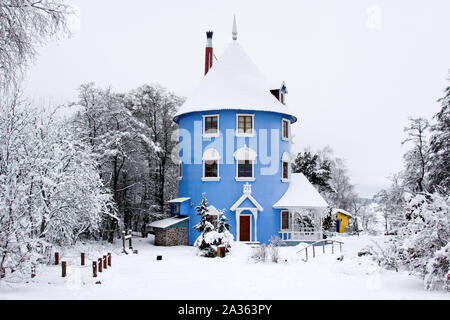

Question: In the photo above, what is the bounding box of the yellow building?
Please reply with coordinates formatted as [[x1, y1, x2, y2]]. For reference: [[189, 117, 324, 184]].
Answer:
[[332, 209, 352, 233]]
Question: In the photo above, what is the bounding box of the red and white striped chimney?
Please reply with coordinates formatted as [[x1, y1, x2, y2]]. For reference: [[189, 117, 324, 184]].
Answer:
[[204, 31, 213, 75]]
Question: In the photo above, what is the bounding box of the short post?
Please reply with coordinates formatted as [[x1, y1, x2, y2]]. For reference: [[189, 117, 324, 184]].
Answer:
[[122, 231, 127, 254], [55, 252, 59, 265], [61, 261, 67, 277], [323, 242, 325, 254], [128, 229, 133, 249], [305, 247, 308, 262], [107, 253, 111, 266], [339, 243, 342, 253], [312, 244, 315, 258], [93, 261, 97, 277], [98, 258, 102, 273], [103, 255, 107, 269], [332, 242, 334, 254], [81, 252, 85, 266]]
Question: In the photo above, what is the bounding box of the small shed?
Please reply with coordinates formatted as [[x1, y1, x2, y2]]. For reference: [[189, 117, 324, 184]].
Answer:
[[148, 216, 189, 246], [332, 209, 352, 233]]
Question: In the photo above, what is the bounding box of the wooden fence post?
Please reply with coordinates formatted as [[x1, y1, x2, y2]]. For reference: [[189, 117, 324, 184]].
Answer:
[[339, 243, 342, 253], [305, 247, 308, 262], [103, 255, 107, 269], [122, 231, 126, 253], [61, 261, 66, 277], [312, 244, 315, 258], [93, 261, 97, 277], [55, 252, 59, 265], [128, 230, 133, 249], [98, 258, 102, 273], [107, 253, 111, 266], [323, 242, 325, 254], [332, 242, 334, 254], [81, 252, 85, 266]]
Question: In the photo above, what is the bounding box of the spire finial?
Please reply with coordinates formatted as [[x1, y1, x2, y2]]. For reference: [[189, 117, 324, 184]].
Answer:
[[232, 15, 237, 40]]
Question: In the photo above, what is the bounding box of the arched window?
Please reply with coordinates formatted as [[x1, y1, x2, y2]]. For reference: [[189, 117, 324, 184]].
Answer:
[[234, 145, 257, 181], [281, 152, 290, 182], [202, 149, 220, 181]]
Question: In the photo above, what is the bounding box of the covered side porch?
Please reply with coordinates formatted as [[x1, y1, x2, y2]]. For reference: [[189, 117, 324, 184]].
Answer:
[[273, 173, 329, 243]]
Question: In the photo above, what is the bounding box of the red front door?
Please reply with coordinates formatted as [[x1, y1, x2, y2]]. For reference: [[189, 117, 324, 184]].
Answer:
[[240, 216, 251, 241]]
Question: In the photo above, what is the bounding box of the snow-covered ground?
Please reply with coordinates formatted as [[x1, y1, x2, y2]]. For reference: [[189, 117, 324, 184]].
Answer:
[[0, 235, 448, 300]]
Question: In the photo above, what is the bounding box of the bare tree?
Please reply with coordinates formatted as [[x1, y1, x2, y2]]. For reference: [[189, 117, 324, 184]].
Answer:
[[0, 0, 71, 89], [402, 117, 430, 193]]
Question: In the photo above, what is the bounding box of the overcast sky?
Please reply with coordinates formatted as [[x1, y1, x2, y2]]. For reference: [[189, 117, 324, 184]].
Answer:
[[24, 0, 450, 198]]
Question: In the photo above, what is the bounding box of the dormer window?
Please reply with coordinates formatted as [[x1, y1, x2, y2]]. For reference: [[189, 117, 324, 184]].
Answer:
[[203, 115, 219, 137], [270, 81, 288, 104]]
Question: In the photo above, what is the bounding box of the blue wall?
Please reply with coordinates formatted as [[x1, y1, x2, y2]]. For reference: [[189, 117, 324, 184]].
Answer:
[[176, 109, 295, 245]]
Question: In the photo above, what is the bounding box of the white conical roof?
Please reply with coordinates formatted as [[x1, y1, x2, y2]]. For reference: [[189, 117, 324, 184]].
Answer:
[[173, 41, 297, 122]]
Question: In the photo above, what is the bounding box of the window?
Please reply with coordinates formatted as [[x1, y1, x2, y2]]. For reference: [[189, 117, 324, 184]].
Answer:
[[238, 160, 253, 178], [282, 161, 289, 180], [282, 118, 290, 141], [172, 203, 180, 214], [203, 115, 219, 137], [178, 161, 182, 180], [281, 211, 290, 230], [281, 152, 290, 182], [236, 114, 254, 136], [202, 148, 220, 181], [204, 160, 218, 177]]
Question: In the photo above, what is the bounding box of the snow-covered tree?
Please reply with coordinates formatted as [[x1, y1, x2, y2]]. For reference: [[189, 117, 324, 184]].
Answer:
[[0, 0, 71, 89], [193, 193, 233, 257], [0, 88, 115, 276], [429, 78, 450, 194], [292, 148, 332, 194], [402, 117, 431, 193]]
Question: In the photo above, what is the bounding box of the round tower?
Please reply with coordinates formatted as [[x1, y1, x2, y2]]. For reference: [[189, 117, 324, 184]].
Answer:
[[172, 18, 297, 244]]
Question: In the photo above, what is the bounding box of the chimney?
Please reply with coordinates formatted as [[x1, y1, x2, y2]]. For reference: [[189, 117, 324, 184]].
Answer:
[[204, 31, 213, 75]]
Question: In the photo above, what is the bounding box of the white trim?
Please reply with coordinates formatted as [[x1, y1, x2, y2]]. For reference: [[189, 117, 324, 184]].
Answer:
[[230, 193, 263, 212], [202, 148, 221, 160], [282, 118, 290, 141], [236, 113, 255, 137], [202, 114, 220, 138]]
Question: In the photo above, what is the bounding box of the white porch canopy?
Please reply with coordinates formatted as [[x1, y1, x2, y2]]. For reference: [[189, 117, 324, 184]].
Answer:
[[273, 173, 329, 241]]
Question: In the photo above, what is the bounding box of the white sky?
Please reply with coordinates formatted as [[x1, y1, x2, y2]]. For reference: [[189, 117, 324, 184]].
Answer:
[[24, 0, 450, 198]]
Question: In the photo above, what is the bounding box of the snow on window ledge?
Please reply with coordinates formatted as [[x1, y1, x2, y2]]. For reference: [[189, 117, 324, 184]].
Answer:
[[202, 177, 221, 182], [235, 177, 255, 182]]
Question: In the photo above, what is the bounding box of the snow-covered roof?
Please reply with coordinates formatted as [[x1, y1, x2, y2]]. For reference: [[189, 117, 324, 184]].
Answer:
[[148, 216, 189, 229], [273, 173, 328, 209], [233, 145, 257, 161], [332, 208, 353, 218], [173, 40, 297, 123], [167, 197, 190, 203]]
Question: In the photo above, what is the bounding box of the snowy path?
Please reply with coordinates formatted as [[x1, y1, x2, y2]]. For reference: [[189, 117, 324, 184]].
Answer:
[[0, 235, 448, 299]]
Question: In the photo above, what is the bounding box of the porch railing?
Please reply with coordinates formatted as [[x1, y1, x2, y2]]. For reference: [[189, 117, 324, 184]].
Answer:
[[279, 228, 322, 241]]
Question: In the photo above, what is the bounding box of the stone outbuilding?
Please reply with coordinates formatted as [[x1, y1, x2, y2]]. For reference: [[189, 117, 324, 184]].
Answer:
[[149, 216, 189, 246]]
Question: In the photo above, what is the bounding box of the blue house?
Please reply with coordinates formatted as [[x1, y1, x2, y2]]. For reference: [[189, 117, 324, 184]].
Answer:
[[164, 18, 328, 245]]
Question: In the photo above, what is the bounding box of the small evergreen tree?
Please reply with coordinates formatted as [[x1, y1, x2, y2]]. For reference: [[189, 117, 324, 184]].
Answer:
[[193, 193, 234, 257]]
